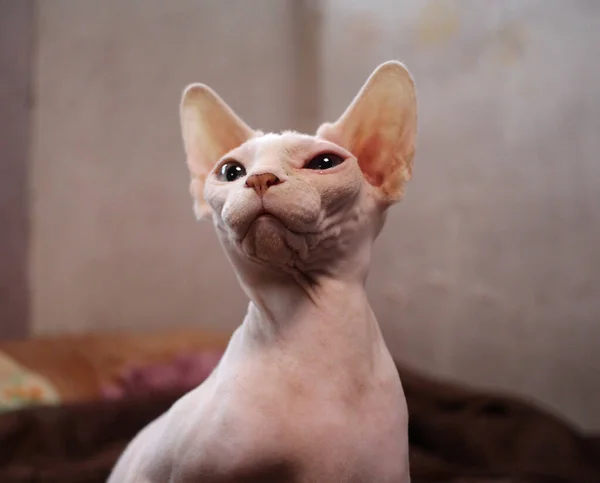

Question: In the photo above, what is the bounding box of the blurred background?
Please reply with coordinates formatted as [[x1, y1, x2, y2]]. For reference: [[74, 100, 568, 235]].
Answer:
[[1, 0, 599, 431]]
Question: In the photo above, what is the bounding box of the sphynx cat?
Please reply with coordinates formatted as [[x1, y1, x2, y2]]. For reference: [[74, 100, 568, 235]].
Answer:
[[108, 60, 417, 483]]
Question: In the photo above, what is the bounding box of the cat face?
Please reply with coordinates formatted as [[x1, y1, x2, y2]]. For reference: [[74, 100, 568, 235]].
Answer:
[[180, 61, 417, 276], [202, 131, 368, 271]]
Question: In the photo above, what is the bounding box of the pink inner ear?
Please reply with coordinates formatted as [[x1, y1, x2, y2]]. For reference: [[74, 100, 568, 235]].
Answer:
[[355, 128, 411, 202], [356, 131, 385, 188], [354, 127, 398, 188]]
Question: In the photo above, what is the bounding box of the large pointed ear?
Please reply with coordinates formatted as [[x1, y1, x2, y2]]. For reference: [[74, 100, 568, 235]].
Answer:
[[180, 84, 254, 219], [317, 61, 417, 204]]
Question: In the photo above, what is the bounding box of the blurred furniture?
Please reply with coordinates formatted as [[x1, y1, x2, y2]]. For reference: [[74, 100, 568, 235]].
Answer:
[[0, 328, 230, 403], [0, 328, 598, 482]]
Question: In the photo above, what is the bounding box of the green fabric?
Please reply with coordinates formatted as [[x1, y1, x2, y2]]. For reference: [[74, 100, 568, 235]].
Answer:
[[0, 352, 60, 412]]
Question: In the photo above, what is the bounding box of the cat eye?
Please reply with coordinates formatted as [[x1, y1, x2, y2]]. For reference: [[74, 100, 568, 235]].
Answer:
[[218, 161, 246, 182], [305, 153, 345, 171]]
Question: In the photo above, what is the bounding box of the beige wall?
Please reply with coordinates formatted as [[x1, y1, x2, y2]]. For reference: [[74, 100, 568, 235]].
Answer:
[[30, 1, 600, 429], [0, 0, 33, 338], [31, 0, 296, 335]]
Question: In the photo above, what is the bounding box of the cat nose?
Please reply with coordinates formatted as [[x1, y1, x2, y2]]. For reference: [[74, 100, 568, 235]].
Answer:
[[245, 173, 282, 196]]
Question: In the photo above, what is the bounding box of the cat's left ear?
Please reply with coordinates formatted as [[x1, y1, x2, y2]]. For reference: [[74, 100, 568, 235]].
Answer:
[[317, 61, 417, 205], [180, 84, 254, 219]]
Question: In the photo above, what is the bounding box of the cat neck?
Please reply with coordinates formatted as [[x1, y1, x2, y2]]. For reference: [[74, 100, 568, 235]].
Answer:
[[235, 262, 386, 367]]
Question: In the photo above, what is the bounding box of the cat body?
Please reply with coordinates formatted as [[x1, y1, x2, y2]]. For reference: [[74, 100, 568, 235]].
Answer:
[[109, 61, 417, 483]]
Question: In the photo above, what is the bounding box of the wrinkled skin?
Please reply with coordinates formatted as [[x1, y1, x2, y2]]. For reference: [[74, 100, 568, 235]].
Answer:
[[209, 133, 380, 284], [109, 61, 417, 483]]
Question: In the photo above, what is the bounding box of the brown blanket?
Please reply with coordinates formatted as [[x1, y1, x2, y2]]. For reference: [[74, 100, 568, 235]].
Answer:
[[0, 363, 598, 483]]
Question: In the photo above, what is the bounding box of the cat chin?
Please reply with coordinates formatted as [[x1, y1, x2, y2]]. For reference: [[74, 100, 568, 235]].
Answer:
[[238, 215, 308, 268]]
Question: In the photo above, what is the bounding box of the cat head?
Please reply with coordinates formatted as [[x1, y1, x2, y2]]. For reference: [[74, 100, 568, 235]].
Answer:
[[180, 61, 417, 281]]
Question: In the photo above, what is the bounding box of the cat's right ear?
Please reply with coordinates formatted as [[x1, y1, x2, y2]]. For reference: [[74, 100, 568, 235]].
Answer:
[[180, 84, 254, 220]]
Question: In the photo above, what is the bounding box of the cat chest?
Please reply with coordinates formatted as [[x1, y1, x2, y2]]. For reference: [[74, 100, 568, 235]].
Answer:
[[161, 388, 407, 483]]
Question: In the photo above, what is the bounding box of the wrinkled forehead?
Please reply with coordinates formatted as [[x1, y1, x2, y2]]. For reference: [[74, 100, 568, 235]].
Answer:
[[226, 132, 351, 166]]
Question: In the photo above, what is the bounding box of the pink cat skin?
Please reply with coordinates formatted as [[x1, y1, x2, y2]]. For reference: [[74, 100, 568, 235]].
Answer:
[[109, 60, 417, 483]]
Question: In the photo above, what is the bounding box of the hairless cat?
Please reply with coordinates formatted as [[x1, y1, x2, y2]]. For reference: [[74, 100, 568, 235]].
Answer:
[[109, 60, 417, 483]]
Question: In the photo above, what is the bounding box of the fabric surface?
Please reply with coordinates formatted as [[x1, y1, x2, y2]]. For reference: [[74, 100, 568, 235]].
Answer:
[[0, 362, 597, 483], [101, 350, 223, 400], [0, 351, 59, 413], [0, 329, 231, 403]]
